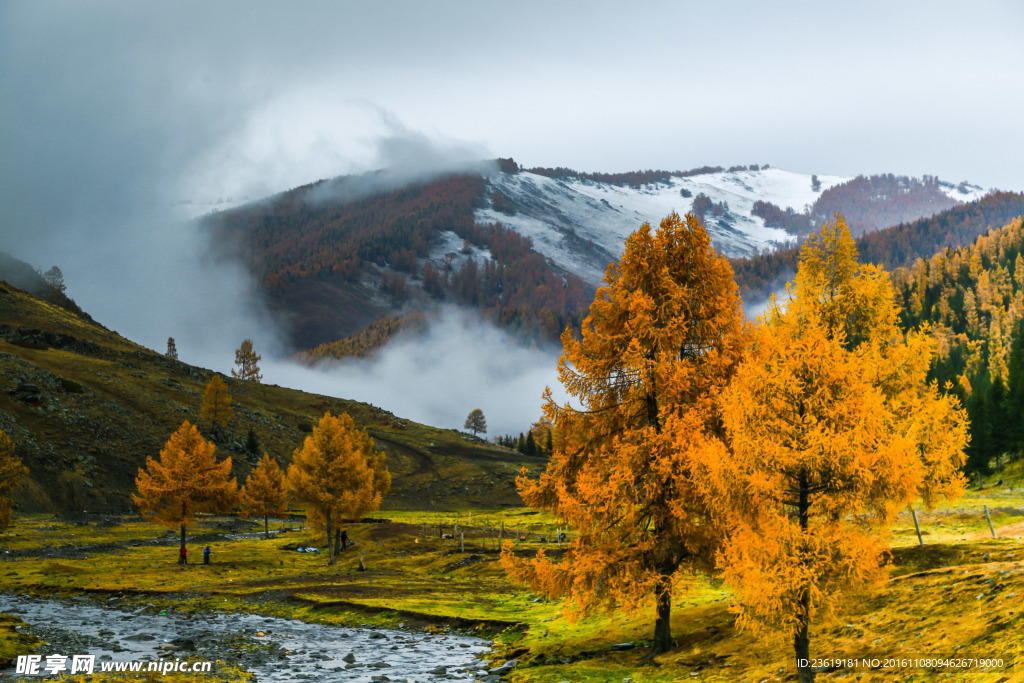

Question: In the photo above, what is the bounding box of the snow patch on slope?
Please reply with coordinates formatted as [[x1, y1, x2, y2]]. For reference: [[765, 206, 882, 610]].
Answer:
[[939, 180, 988, 203], [476, 168, 848, 286]]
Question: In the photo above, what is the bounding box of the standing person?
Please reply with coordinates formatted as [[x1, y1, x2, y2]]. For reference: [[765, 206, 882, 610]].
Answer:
[[203, 546, 211, 565], [340, 530, 348, 551], [178, 545, 187, 565]]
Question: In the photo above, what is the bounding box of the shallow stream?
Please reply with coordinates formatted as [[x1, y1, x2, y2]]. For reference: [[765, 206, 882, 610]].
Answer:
[[0, 592, 494, 682]]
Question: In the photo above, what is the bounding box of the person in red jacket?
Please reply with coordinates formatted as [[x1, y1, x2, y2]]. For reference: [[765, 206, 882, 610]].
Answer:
[[178, 545, 187, 565]]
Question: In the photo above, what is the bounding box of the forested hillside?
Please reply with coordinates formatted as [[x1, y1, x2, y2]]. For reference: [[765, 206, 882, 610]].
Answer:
[[733, 191, 1024, 303], [294, 313, 429, 364], [891, 215, 1024, 478], [204, 172, 593, 354], [204, 163, 993, 361]]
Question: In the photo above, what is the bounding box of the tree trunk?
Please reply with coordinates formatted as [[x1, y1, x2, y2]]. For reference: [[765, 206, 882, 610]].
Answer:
[[264, 515, 269, 539], [326, 508, 335, 565], [795, 609, 813, 683], [652, 576, 673, 653], [795, 469, 815, 682], [180, 523, 186, 552]]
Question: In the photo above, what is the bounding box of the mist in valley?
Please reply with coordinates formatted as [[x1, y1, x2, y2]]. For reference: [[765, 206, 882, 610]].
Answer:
[[263, 308, 566, 438]]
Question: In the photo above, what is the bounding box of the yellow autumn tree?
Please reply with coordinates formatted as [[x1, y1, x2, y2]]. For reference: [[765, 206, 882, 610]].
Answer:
[[231, 339, 262, 383], [286, 412, 390, 564], [706, 215, 967, 683], [502, 212, 750, 653], [0, 430, 29, 531], [239, 453, 287, 538], [199, 375, 233, 435], [133, 421, 238, 551]]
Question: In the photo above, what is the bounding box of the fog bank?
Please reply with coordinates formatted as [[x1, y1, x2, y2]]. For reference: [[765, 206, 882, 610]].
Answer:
[[261, 308, 566, 438]]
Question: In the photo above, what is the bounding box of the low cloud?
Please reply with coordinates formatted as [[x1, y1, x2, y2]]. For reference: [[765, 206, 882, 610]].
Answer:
[[184, 97, 494, 213], [260, 308, 566, 438]]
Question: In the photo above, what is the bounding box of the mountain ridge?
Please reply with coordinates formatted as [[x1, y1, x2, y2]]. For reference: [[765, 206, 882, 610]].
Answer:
[[200, 160, 990, 360]]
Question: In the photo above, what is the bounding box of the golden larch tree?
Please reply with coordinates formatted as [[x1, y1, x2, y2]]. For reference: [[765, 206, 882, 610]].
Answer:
[[705, 215, 967, 683], [199, 375, 233, 434], [0, 430, 29, 531], [133, 421, 237, 551], [239, 453, 287, 538], [502, 212, 750, 653], [231, 339, 262, 383], [286, 412, 390, 564]]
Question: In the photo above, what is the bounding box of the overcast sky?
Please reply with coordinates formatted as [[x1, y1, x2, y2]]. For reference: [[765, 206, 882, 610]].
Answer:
[[2, 1, 1023, 433]]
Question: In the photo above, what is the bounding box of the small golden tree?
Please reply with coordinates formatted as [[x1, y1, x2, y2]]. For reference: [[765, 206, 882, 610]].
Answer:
[[199, 375, 233, 435], [286, 412, 390, 564], [0, 430, 29, 531], [707, 216, 968, 683], [133, 421, 237, 551], [240, 453, 287, 538], [231, 339, 262, 383]]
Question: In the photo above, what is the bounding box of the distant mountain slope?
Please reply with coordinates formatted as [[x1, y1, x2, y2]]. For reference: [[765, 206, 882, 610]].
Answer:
[[478, 167, 986, 287], [808, 174, 983, 237], [479, 165, 844, 285], [732, 191, 1024, 304], [204, 172, 593, 351], [0, 282, 542, 514], [202, 160, 988, 358]]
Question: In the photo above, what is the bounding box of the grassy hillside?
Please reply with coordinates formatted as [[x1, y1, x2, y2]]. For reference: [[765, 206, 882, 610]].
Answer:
[[0, 280, 546, 515]]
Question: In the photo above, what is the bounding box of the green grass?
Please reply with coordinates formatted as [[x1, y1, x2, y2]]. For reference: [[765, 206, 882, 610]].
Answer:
[[4, 500, 1024, 682]]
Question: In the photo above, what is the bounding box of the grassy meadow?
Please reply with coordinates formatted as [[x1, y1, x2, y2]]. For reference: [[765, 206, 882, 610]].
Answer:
[[2, 472, 1024, 682]]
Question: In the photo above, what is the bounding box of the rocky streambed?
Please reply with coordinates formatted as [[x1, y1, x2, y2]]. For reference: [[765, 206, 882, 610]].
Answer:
[[0, 593, 497, 682]]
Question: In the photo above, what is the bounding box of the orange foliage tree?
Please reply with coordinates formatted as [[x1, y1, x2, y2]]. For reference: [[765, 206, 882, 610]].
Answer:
[[133, 421, 238, 550], [231, 339, 262, 383], [502, 212, 750, 653], [0, 430, 29, 531], [199, 375, 233, 435], [286, 413, 390, 564], [239, 453, 287, 538], [706, 216, 967, 682]]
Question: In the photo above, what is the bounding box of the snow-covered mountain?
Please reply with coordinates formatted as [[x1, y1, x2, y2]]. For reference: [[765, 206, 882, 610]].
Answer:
[[475, 166, 987, 287], [203, 161, 990, 354]]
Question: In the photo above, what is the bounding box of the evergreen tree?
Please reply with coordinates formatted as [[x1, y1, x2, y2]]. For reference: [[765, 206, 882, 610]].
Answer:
[[989, 376, 1009, 469], [244, 428, 261, 457], [965, 383, 993, 482], [524, 430, 537, 457], [1006, 324, 1024, 457]]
